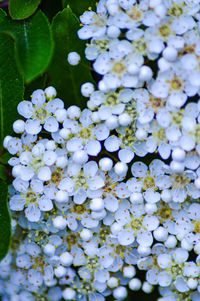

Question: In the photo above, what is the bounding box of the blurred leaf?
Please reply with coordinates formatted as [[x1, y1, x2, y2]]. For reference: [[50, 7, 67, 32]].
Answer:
[[0, 32, 24, 143], [24, 73, 47, 100], [47, 6, 95, 108], [0, 152, 11, 164], [0, 165, 6, 180], [0, 180, 11, 261], [40, 0, 62, 21], [62, 0, 96, 16], [0, 9, 53, 83], [9, 0, 40, 20]]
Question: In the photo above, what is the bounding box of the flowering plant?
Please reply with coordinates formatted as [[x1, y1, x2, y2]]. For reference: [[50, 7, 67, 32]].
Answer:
[[0, 0, 200, 300]]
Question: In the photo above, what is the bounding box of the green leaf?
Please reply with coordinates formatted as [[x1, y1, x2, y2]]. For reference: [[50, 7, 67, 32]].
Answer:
[[0, 165, 6, 181], [0, 180, 11, 261], [62, 0, 96, 16], [9, 0, 40, 20], [0, 32, 24, 143], [24, 73, 47, 100], [40, 0, 62, 21], [47, 6, 95, 108], [0, 9, 54, 83], [0, 152, 11, 165]]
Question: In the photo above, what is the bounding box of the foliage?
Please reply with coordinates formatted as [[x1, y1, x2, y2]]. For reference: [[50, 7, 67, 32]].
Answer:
[[47, 6, 95, 108]]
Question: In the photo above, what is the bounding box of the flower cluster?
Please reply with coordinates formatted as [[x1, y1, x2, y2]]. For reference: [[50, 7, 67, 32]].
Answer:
[[1, 1, 200, 301]]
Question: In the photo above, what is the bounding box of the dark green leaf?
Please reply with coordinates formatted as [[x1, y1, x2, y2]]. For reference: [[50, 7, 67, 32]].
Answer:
[[62, 0, 96, 16], [24, 73, 47, 100], [9, 0, 40, 20], [0, 32, 24, 143], [40, 0, 62, 21], [47, 6, 95, 108], [0, 180, 11, 261], [0, 9, 54, 83], [0, 165, 6, 180], [0, 152, 11, 164]]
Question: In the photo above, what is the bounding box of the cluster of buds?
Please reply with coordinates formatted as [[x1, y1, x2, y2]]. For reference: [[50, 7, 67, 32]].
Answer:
[[1, 0, 200, 300]]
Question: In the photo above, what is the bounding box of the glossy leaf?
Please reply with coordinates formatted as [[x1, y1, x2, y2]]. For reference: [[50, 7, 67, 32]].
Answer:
[[0, 32, 24, 143], [0, 9, 53, 83], [24, 73, 47, 100], [47, 6, 95, 108], [0, 180, 11, 261], [62, 0, 96, 16], [9, 0, 40, 20]]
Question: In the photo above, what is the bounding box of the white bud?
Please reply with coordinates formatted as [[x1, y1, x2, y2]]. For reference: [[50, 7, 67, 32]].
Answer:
[[137, 245, 151, 256], [164, 235, 177, 248], [43, 244, 56, 257], [80, 228, 93, 241], [163, 46, 178, 61], [107, 277, 118, 288], [111, 222, 122, 235], [118, 113, 132, 126], [12, 165, 23, 178], [99, 157, 113, 171], [45, 86, 57, 99], [90, 198, 104, 212], [55, 109, 67, 122], [123, 266, 136, 278], [135, 128, 147, 140], [187, 278, 198, 290], [3, 135, 12, 149], [87, 100, 96, 110], [38, 166, 51, 181], [60, 252, 73, 266], [130, 192, 143, 204], [59, 128, 71, 139], [91, 112, 101, 123], [81, 82, 94, 97], [129, 278, 141, 291], [127, 63, 140, 75], [153, 226, 168, 242], [107, 25, 120, 38], [43, 150, 57, 166], [113, 286, 127, 300], [56, 156, 68, 168], [13, 120, 25, 133], [63, 288, 76, 300], [114, 162, 128, 176], [54, 266, 67, 278], [53, 216, 67, 230], [67, 106, 81, 119], [55, 190, 69, 203], [105, 115, 119, 130], [46, 140, 56, 150], [98, 80, 108, 92], [170, 160, 185, 173], [142, 282, 153, 294], [145, 203, 157, 214], [172, 148, 185, 162], [72, 150, 88, 164], [158, 57, 171, 72], [181, 238, 193, 251], [67, 52, 80, 65], [139, 66, 153, 81]]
